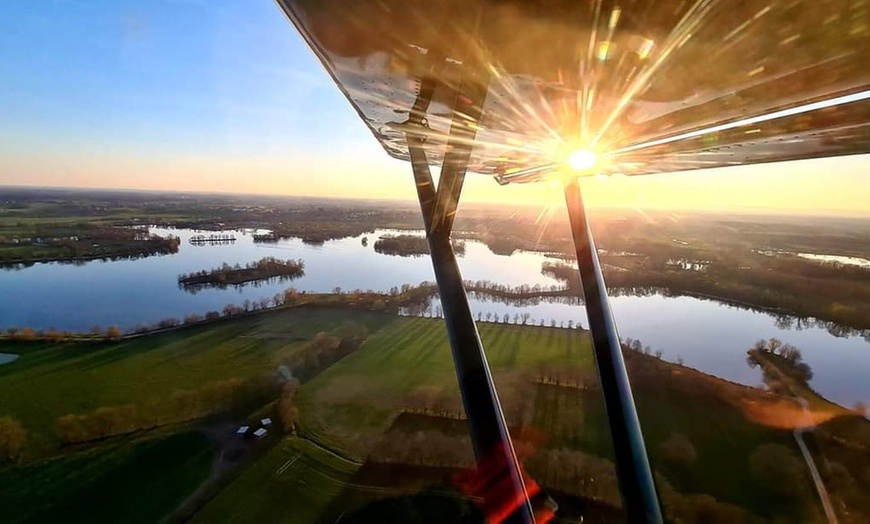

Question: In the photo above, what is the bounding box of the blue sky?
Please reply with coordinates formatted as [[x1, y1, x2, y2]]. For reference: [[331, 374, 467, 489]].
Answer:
[[0, 1, 358, 154], [0, 0, 408, 196], [0, 0, 868, 215]]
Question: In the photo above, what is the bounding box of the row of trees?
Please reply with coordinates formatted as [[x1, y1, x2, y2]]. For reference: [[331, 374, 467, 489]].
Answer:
[[55, 376, 274, 444], [2, 325, 122, 343], [1, 282, 406, 344], [621, 337, 669, 361], [750, 337, 804, 363], [404, 386, 464, 420], [0, 227, 179, 265], [373, 235, 466, 257], [277, 380, 301, 433], [282, 331, 364, 383]]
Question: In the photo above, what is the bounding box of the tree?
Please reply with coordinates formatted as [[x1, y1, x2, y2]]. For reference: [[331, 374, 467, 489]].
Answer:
[[158, 318, 179, 329], [278, 380, 301, 432], [46, 328, 64, 343], [780, 344, 802, 363], [105, 325, 122, 341], [659, 433, 697, 470], [767, 337, 783, 354], [749, 444, 804, 497], [283, 288, 299, 304], [0, 417, 26, 461]]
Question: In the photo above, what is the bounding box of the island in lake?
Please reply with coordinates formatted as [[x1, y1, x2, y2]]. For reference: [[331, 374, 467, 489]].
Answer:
[[374, 234, 466, 257], [178, 257, 304, 291]]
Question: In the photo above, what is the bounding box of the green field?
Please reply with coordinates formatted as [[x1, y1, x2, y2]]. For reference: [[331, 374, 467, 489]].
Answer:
[[161, 313, 820, 522], [193, 437, 360, 524], [296, 318, 594, 455], [0, 431, 214, 523], [0, 307, 848, 522], [0, 308, 394, 457]]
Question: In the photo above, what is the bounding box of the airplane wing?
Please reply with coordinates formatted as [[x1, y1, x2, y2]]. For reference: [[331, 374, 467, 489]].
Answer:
[[274, 0, 870, 183]]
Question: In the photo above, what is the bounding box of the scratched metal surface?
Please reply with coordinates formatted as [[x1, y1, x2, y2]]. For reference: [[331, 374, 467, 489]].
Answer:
[[276, 0, 870, 182]]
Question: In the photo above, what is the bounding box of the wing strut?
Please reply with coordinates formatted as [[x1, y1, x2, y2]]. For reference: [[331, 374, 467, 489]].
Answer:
[[405, 70, 537, 524], [565, 178, 663, 523], [405, 65, 662, 523]]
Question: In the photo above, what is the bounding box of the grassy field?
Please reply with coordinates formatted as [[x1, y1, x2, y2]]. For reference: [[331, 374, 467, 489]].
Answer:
[[193, 437, 360, 524], [0, 307, 851, 522], [0, 431, 214, 523], [296, 318, 594, 455], [0, 308, 395, 457], [292, 316, 821, 522]]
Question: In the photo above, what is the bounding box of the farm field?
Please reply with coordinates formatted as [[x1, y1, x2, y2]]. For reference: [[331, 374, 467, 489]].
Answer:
[[293, 316, 823, 522], [0, 308, 394, 458], [0, 431, 214, 523], [192, 437, 361, 524], [2, 305, 867, 522]]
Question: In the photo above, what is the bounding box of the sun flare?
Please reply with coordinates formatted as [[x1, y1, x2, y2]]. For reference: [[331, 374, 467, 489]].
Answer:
[[568, 149, 598, 172]]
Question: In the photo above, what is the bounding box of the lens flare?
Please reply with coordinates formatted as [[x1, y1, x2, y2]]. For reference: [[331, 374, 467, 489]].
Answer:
[[568, 149, 598, 172]]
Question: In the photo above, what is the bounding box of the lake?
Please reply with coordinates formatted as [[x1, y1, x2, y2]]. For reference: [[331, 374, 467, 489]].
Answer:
[[1, 227, 868, 410]]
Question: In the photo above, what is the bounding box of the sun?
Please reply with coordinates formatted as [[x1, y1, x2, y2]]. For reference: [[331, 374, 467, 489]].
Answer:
[[568, 149, 598, 172]]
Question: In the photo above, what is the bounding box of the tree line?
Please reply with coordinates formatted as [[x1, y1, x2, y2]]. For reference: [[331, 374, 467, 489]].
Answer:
[[2, 325, 123, 343], [55, 376, 275, 445], [0, 225, 179, 265], [275, 330, 367, 436], [373, 235, 466, 257]]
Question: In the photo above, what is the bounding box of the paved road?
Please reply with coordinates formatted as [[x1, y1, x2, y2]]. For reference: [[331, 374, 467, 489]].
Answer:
[[794, 398, 838, 524]]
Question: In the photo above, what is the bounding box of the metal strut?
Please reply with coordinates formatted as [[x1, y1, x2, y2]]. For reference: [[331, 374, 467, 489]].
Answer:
[[405, 71, 535, 523], [564, 177, 663, 523]]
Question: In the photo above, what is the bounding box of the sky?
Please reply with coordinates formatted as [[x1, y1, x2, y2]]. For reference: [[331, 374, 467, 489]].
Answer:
[[0, 0, 868, 216]]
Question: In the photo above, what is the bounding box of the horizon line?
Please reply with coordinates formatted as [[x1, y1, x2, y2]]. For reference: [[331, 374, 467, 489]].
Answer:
[[2, 182, 869, 219]]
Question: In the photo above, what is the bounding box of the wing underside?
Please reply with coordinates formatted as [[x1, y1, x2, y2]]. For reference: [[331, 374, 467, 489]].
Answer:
[[276, 0, 870, 182]]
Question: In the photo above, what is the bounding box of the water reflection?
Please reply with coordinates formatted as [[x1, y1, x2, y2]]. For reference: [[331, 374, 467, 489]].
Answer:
[[1, 227, 868, 412], [404, 293, 870, 413], [0, 227, 560, 331]]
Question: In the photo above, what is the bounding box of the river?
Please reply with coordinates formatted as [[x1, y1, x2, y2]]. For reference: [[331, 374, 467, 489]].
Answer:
[[0, 227, 868, 410]]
